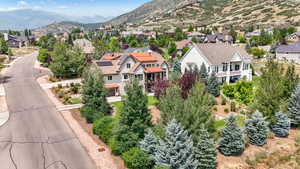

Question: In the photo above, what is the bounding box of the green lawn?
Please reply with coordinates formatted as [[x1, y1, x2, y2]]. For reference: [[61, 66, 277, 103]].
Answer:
[[111, 96, 158, 114], [68, 97, 82, 104], [214, 115, 246, 131]]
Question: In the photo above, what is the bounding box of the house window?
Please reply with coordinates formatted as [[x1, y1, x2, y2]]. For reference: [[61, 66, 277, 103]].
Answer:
[[208, 66, 210, 72], [235, 64, 240, 71], [214, 66, 219, 73], [222, 63, 228, 71], [108, 76, 112, 80], [127, 63, 131, 69], [123, 74, 128, 80], [135, 74, 143, 81]]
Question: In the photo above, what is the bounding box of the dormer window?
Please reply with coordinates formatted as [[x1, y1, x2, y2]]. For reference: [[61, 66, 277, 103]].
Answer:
[[127, 63, 131, 68]]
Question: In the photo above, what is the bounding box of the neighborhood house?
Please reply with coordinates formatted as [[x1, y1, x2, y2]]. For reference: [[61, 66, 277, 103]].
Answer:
[[181, 43, 252, 83], [276, 41, 300, 64], [93, 50, 169, 96]]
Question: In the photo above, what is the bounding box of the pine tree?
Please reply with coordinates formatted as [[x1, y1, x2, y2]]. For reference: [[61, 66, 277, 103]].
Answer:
[[183, 83, 216, 134], [140, 129, 159, 156], [207, 72, 220, 97], [154, 119, 198, 169], [218, 115, 245, 156], [272, 112, 291, 137], [194, 127, 217, 169], [81, 66, 111, 122], [245, 111, 269, 146], [119, 79, 152, 138], [288, 83, 300, 126], [199, 63, 208, 80], [158, 86, 185, 123]]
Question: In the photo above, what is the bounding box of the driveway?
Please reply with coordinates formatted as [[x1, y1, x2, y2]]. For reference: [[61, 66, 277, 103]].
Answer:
[[0, 52, 96, 169]]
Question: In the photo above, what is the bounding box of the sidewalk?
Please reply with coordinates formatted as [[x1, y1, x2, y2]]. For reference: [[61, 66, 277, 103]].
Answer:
[[37, 75, 124, 169]]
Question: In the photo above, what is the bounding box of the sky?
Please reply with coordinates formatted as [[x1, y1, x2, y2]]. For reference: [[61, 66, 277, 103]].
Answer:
[[0, 0, 151, 17]]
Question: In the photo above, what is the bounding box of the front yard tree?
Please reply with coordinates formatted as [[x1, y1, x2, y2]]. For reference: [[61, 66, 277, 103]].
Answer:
[[194, 127, 217, 169], [179, 72, 197, 99], [199, 63, 208, 80], [154, 79, 169, 99], [245, 111, 269, 146], [154, 119, 198, 169], [113, 80, 152, 154], [218, 115, 245, 156], [140, 129, 159, 157], [272, 112, 291, 137], [252, 60, 285, 122], [119, 79, 151, 137], [81, 66, 111, 122], [207, 72, 220, 97], [158, 86, 185, 123], [50, 42, 86, 78], [288, 83, 300, 126], [183, 83, 216, 134]]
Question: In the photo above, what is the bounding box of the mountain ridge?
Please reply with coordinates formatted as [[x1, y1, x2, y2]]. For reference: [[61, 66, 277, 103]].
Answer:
[[0, 9, 111, 30]]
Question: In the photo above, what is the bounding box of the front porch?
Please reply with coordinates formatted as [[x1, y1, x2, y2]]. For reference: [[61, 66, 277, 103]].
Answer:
[[144, 68, 167, 92]]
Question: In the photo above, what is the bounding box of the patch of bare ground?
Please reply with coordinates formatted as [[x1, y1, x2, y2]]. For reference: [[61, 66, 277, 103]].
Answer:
[[217, 129, 300, 169], [70, 109, 126, 169], [149, 105, 161, 124]]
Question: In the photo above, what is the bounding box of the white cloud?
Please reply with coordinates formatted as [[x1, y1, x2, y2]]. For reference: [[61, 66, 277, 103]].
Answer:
[[17, 1, 29, 7], [0, 8, 19, 11], [57, 5, 68, 9]]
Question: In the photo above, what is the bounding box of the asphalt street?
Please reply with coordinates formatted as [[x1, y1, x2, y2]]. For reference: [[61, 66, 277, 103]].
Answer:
[[0, 52, 96, 169]]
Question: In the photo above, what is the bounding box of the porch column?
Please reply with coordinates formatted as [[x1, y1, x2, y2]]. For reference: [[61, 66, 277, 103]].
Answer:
[[226, 62, 230, 83]]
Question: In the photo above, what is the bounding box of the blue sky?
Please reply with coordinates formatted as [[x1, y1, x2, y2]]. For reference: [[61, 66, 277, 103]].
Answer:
[[0, 0, 150, 17]]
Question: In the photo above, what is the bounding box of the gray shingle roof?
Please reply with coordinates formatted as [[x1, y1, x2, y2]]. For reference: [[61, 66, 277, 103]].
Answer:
[[276, 41, 300, 53], [196, 43, 252, 65]]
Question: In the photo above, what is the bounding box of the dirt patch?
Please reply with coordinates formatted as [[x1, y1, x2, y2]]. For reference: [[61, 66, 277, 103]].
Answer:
[[149, 105, 161, 124], [70, 109, 125, 169]]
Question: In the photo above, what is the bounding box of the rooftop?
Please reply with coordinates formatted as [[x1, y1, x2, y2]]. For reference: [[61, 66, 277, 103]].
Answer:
[[196, 43, 252, 65], [276, 41, 300, 53]]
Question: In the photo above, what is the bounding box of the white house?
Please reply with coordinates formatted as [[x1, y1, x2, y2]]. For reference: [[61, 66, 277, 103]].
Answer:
[[181, 43, 252, 83], [276, 41, 300, 64], [93, 50, 169, 96]]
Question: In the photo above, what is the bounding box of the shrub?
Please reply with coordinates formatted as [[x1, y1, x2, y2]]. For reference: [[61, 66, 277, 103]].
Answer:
[[224, 108, 229, 113], [57, 90, 65, 98], [221, 97, 227, 105], [57, 84, 63, 89], [245, 111, 269, 146], [93, 116, 114, 143], [80, 106, 104, 123], [254, 151, 268, 163], [218, 115, 245, 156], [231, 102, 236, 112], [271, 112, 290, 137], [122, 147, 154, 169]]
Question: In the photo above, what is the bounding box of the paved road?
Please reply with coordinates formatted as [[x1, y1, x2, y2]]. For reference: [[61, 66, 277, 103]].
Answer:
[[0, 53, 96, 169]]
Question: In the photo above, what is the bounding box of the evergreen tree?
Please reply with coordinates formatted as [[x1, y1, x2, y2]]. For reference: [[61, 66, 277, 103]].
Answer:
[[272, 112, 290, 137], [183, 83, 216, 134], [199, 63, 208, 80], [158, 86, 185, 123], [140, 129, 159, 156], [206, 72, 220, 97], [81, 66, 111, 123], [245, 111, 269, 146], [112, 80, 152, 154], [194, 127, 217, 169], [218, 115, 245, 156], [288, 83, 300, 126], [0, 38, 8, 54], [172, 58, 181, 74], [119, 79, 151, 137], [154, 119, 198, 169]]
